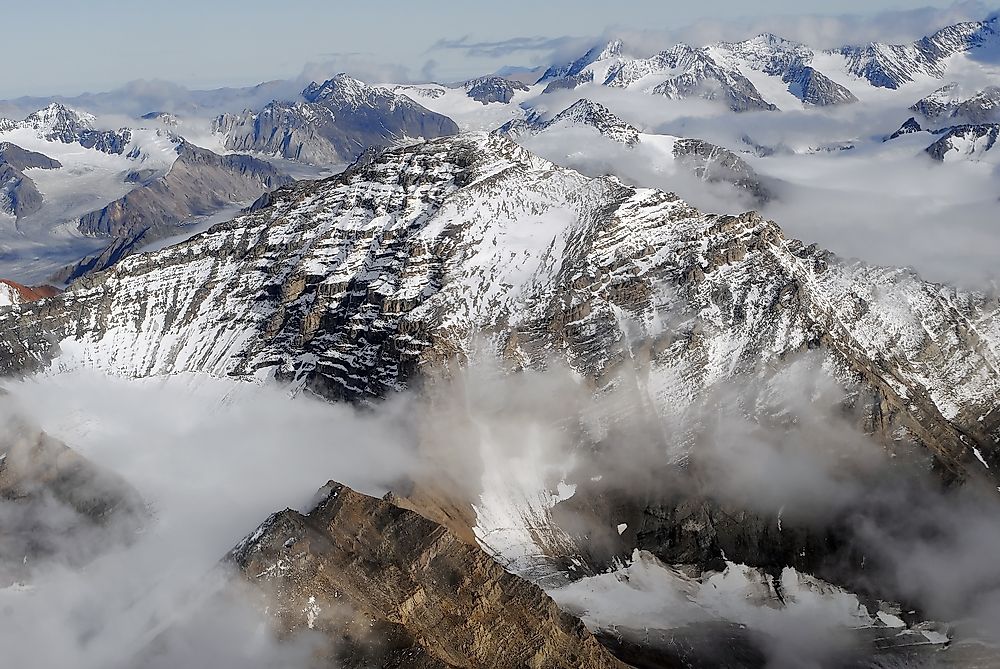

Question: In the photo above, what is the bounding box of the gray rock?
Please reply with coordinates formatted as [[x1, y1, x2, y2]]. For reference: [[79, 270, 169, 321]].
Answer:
[[76, 140, 290, 239], [0, 162, 43, 217], [911, 83, 1000, 125], [213, 73, 459, 165], [887, 117, 925, 140], [497, 99, 641, 146], [836, 18, 1000, 89], [464, 76, 529, 105], [54, 142, 292, 281], [782, 64, 858, 106], [0, 142, 61, 170], [925, 123, 1000, 161], [672, 138, 773, 204]]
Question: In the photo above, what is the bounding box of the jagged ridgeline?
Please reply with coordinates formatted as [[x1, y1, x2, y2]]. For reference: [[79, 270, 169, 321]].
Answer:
[[1, 133, 996, 484], [1, 133, 999, 665]]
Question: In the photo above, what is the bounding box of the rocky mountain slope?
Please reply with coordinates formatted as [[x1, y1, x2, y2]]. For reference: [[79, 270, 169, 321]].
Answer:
[[500, 99, 771, 202], [54, 141, 291, 282], [0, 417, 146, 585], [212, 74, 459, 164], [0, 133, 995, 485], [0, 280, 59, 307], [538, 17, 1000, 111], [0, 142, 62, 217], [912, 82, 1000, 124], [0, 103, 132, 154], [925, 122, 1000, 161], [837, 18, 1000, 89], [498, 99, 641, 145], [0, 131, 998, 664], [463, 75, 529, 104], [225, 481, 626, 669]]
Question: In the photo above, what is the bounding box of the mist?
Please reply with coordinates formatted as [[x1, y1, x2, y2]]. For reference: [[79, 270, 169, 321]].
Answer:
[[0, 371, 420, 667]]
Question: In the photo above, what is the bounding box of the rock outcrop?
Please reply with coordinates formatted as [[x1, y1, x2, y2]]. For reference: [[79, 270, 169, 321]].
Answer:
[[671, 137, 773, 202], [464, 76, 529, 105], [0, 143, 61, 218], [212, 74, 459, 165], [227, 481, 627, 669], [0, 418, 146, 584]]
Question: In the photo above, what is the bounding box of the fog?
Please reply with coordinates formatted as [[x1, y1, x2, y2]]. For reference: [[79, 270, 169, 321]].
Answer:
[[1, 350, 999, 667], [0, 371, 420, 668], [519, 83, 1000, 288]]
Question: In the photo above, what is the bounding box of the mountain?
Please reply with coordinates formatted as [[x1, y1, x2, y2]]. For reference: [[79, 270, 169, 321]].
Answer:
[[55, 140, 291, 282], [463, 75, 529, 104], [0, 279, 59, 307], [911, 82, 1000, 124], [1, 132, 998, 662], [537, 17, 1000, 112], [498, 98, 641, 145], [604, 44, 779, 112], [0, 103, 132, 154], [212, 74, 459, 164], [0, 133, 994, 482], [671, 137, 773, 202], [0, 418, 146, 585], [224, 480, 626, 669], [499, 99, 772, 202], [837, 18, 1000, 89], [0, 142, 61, 217], [925, 123, 1000, 161], [0, 142, 61, 172]]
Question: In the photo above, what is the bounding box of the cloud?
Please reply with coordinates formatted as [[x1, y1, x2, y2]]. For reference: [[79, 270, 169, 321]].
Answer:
[[429, 35, 585, 60], [602, 1, 997, 54], [0, 371, 421, 667], [298, 53, 414, 85]]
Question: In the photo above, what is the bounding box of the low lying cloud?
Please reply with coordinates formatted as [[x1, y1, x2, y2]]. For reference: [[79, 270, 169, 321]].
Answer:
[[0, 371, 420, 667]]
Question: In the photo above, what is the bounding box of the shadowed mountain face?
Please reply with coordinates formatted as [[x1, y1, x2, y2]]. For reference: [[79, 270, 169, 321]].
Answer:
[[212, 74, 459, 165], [54, 141, 291, 282], [221, 481, 627, 669], [0, 134, 998, 663], [0, 134, 996, 483], [0, 142, 60, 218], [0, 417, 146, 585]]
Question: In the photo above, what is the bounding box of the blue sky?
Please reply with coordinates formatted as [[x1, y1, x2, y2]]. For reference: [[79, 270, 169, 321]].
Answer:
[[3, 0, 991, 97]]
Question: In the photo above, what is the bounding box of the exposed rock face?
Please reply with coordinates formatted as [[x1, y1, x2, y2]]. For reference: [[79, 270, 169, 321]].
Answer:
[[782, 64, 858, 106], [836, 18, 999, 89], [227, 481, 627, 669], [608, 44, 778, 112], [911, 83, 1000, 124], [0, 419, 146, 584], [671, 138, 772, 203], [0, 133, 995, 493], [538, 40, 623, 83], [887, 117, 925, 140], [212, 74, 459, 165], [0, 162, 44, 218], [925, 123, 1000, 161], [76, 141, 288, 239], [464, 76, 529, 105], [0, 143, 61, 218], [0, 142, 61, 171], [498, 99, 641, 146]]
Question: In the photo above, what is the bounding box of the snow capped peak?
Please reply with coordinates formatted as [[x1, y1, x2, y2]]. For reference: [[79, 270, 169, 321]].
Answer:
[[22, 103, 96, 133], [497, 98, 640, 145], [548, 99, 640, 144], [302, 73, 371, 105], [595, 38, 624, 61]]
